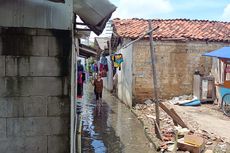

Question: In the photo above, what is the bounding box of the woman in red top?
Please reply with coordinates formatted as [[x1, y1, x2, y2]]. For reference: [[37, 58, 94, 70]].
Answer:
[[93, 73, 103, 105]]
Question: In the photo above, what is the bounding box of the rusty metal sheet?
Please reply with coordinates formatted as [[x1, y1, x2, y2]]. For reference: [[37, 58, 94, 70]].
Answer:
[[74, 0, 116, 35]]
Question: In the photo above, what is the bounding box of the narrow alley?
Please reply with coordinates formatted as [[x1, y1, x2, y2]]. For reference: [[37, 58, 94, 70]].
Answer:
[[77, 84, 156, 153]]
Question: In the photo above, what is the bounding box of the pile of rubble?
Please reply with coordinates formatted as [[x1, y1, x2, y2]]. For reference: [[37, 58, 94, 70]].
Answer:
[[133, 100, 230, 153]]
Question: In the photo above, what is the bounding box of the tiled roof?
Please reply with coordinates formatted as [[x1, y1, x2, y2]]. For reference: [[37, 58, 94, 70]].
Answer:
[[112, 18, 230, 42]]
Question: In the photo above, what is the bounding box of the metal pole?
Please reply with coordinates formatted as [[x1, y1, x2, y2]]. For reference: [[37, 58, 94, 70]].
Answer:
[[148, 20, 160, 127], [70, 13, 77, 153], [108, 39, 114, 91]]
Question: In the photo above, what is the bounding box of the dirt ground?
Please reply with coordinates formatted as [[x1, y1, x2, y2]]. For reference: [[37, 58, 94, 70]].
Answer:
[[133, 101, 230, 152], [171, 103, 230, 142]]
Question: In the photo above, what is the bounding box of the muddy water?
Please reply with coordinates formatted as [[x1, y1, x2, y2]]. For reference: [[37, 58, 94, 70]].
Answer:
[[78, 85, 156, 153]]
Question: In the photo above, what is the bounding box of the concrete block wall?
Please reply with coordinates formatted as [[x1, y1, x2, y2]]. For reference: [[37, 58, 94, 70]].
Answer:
[[0, 28, 71, 153], [133, 40, 230, 102]]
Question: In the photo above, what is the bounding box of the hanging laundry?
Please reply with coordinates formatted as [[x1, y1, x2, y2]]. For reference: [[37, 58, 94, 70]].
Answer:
[[90, 64, 94, 72], [101, 56, 108, 65], [99, 63, 103, 72], [100, 63, 108, 71], [99, 56, 109, 77], [94, 63, 98, 73], [112, 53, 124, 70], [101, 69, 107, 77], [99, 64, 108, 78], [86, 58, 92, 74]]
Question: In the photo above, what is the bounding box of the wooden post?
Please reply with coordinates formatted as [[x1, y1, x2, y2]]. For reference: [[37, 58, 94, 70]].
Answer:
[[148, 20, 160, 127]]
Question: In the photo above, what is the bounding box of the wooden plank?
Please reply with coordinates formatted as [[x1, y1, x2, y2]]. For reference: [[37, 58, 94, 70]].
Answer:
[[170, 108, 188, 128], [168, 108, 179, 126], [159, 103, 188, 128], [173, 119, 178, 126]]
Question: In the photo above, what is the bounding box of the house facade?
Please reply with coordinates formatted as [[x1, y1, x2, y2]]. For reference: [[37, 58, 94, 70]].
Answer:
[[111, 18, 230, 107]]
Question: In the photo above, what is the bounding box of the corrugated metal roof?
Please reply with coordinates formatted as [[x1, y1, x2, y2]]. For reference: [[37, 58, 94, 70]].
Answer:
[[48, 0, 65, 3], [74, 0, 116, 35], [79, 44, 97, 58], [0, 0, 72, 30], [203, 47, 230, 59]]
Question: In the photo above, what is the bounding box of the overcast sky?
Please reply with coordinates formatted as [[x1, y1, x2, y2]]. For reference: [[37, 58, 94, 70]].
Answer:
[[110, 0, 230, 21]]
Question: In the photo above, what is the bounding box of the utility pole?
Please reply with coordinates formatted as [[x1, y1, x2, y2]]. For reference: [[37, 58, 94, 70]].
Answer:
[[148, 20, 160, 127], [108, 38, 113, 91]]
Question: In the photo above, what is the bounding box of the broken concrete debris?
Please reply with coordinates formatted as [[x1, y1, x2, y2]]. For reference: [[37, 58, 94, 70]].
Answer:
[[206, 141, 213, 145], [175, 126, 190, 136], [213, 143, 230, 152], [145, 99, 154, 105], [204, 150, 213, 153], [169, 95, 201, 106], [133, 100, 230, 153]]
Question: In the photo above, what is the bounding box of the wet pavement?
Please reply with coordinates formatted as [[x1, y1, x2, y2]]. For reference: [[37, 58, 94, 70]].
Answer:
[[77, 84, 156, 153]]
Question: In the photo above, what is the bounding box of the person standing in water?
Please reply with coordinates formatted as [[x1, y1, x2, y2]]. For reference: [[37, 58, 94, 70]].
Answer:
[[77, 59, 85, 98], [93, 73, 103, 105]]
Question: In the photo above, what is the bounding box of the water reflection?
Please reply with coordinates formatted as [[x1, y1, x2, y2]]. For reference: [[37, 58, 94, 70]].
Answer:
[[81, 99, 123, 153], [78, 85, 155, 153]]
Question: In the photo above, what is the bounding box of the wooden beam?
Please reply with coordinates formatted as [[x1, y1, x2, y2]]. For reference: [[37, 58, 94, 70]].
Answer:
[[148, 20, 160, 128], [173, 119, 178, 126], [159, 103, 188, 128], [170, 108, 188, 129]]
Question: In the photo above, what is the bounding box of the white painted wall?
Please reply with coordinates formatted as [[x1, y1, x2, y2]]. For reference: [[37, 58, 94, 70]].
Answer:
[[117, 41, 133, 107], [103, 56, 113, 91], [101, 40, 133, 107]]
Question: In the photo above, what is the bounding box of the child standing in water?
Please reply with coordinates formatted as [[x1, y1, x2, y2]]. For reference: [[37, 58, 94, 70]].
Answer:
[[93, 73, 103, 105]]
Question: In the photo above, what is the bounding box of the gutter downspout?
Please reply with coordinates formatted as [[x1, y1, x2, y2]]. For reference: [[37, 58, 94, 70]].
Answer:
[[71, 12, 77, 153], [75, 38, 82, 153]]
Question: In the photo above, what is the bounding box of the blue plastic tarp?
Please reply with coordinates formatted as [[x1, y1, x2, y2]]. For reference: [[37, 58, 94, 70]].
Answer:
[[203, 47, 230, 59], [180, 99, 201, 106]]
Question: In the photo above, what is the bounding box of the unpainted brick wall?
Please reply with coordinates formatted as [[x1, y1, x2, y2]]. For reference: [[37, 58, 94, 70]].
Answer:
[[132, 40, 230, 103], [0, 28, 71, 153]]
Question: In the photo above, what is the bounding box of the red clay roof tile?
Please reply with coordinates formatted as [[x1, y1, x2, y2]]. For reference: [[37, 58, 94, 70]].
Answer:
[[113, 18, 230, 42]]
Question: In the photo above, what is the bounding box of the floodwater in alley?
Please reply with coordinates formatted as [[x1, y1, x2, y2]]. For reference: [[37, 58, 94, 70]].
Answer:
[[77, 84, 156, 153]]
